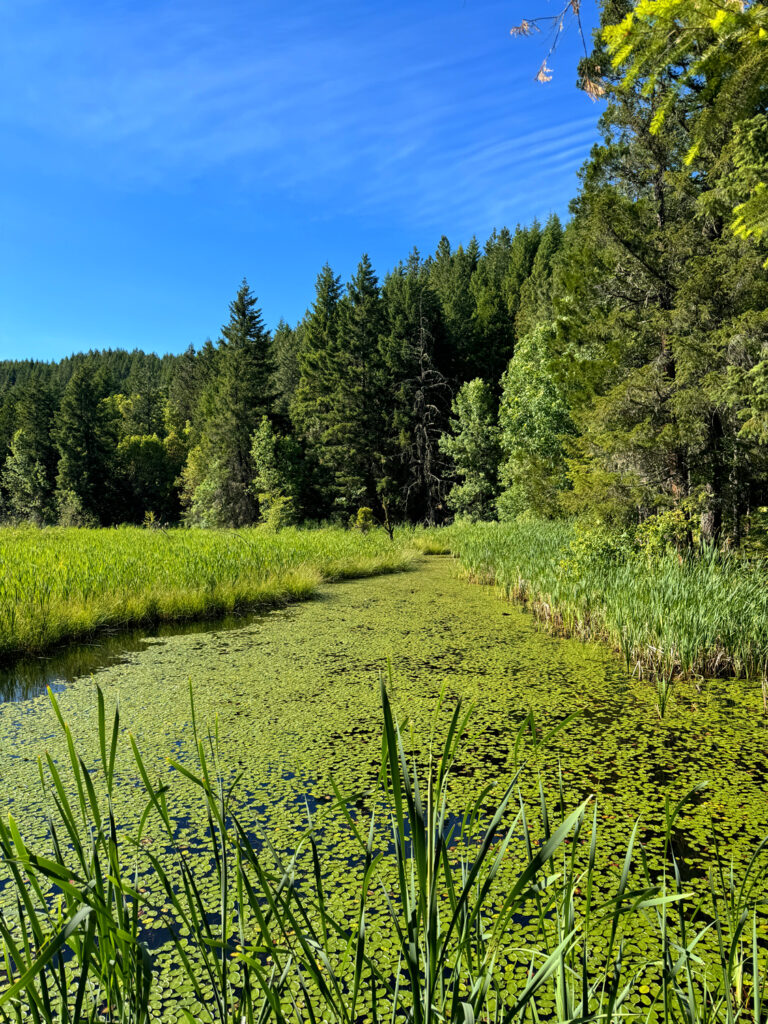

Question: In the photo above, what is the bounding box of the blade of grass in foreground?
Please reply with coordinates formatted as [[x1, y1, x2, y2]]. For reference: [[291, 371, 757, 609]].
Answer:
[[0, 681, 766, 1023]]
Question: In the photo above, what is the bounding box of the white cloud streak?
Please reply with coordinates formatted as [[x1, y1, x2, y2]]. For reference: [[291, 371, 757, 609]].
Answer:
[[0, 0, 601, 230]]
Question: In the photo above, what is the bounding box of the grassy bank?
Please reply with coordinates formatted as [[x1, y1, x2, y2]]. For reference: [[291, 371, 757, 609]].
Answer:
[[0, 526, 416, 664], [444, 519, 768, 694]]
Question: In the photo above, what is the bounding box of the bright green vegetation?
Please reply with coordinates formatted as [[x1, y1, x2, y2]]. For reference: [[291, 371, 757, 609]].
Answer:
[[2, 0, 768, 544], [3, 679, 766, 1024], [0, 526, 416, 663], [1, 560, 768, 1020], [604, 0, 768, 253], [444, 519, 768, 709]]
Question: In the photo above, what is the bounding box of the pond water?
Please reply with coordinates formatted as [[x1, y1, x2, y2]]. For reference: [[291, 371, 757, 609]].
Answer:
[[0, 608, 266, 704], [1, 556, 766, 1017]]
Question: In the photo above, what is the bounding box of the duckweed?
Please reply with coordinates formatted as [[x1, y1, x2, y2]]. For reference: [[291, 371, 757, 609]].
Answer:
[[0, 558, 766, 1020]]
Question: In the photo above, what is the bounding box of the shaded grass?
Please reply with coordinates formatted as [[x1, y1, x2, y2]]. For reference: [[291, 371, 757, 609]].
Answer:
[[0, 526, 416, 665], [443, 519, 768, 699]]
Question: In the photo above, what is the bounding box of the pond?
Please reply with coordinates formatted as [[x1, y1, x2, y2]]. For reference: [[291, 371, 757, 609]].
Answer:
[[1, 556, 766, 1018]]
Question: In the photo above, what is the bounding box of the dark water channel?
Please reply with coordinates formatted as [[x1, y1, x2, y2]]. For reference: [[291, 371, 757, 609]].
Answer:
[[0, 609, 266, 704]]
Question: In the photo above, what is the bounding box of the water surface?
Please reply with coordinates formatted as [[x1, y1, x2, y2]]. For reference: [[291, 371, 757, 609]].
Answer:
[[1, 557, 765, 1017]]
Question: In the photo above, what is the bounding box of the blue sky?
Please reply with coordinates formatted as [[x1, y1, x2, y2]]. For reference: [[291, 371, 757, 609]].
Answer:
[[0, 0, 603, 361]]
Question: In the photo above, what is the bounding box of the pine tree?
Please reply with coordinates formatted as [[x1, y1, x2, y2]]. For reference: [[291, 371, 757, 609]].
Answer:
[[54, 366, 118, 524], [186, 280, 274, 527]]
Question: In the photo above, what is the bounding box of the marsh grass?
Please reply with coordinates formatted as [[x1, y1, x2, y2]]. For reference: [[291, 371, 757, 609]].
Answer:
[[1, 682, 767, 1023], [444, 520, 768, 712], [0, 527, 416, 665]]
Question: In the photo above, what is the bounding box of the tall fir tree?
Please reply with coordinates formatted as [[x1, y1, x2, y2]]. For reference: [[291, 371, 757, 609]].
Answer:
[[291, 264, 345, 518], [185, 280, 274, 527], [292, 265, 343, 444], [54, 366, 118, 524], [325, 255, 386, 515]]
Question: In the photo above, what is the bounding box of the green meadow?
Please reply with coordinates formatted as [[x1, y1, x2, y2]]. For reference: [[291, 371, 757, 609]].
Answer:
[[0, 526, 415, 664]]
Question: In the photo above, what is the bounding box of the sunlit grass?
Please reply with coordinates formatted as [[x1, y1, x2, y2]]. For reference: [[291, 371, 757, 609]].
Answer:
[[0, 526, 417, 663], [443, 519, 768, 705]]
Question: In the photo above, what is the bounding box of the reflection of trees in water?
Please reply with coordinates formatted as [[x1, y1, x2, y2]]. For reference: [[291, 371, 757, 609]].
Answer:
[[0, 610, 257, 704]]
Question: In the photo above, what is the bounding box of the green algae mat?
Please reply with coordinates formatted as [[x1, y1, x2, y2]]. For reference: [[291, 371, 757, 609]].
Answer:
[[1, 556, 767, 1019]]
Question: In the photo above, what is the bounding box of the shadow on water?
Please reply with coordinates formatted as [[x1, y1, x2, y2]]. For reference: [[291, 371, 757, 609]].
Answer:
[[0, 609, 274, 705]]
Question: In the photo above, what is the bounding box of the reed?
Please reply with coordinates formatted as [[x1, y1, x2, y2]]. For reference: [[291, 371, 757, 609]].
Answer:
[[0, 526, 416, 665], [0, 682, 765, 1022], [445, 520, 768, 711]]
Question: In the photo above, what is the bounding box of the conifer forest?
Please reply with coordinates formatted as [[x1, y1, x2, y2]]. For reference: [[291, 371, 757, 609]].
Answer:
[[4, 2, 768, 1023], [2, 3, 768, 542]]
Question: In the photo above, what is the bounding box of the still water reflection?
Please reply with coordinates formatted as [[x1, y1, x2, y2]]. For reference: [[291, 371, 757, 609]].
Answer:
[[0, 610, 258, 704]]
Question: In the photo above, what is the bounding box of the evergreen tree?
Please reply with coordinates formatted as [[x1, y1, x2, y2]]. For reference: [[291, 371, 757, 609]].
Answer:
[[3, 430, 54, 524], [515, 215, 564, 338], [292, 265, 343, 443], [1, 376, 58, 524], [121, 361, 165, 437], [550, 0, 768, 539], [185, 280, 274, 527], [438, 378, 501, 521], [313, 255, 386, 516], [54, 366, 118, 524], [604, 0, 768, 253], [165, 342, 219, 444], [428, 237, 479, 381], [291, 264, 345, 518], [272, 319, 303, 422], [470, 228, 517, 388], [331, 255, 386, 513]]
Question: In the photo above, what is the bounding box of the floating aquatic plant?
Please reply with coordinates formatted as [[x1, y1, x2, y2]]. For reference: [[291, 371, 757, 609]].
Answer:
[[1, 676, 767, 1023]]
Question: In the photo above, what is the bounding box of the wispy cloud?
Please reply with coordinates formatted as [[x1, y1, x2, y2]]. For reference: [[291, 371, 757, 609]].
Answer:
[[0, 0, 601, 232]]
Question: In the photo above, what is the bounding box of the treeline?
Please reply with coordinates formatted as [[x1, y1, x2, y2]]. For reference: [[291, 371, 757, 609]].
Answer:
[[3, 0, 768, 542], [0, 219, 562, 529]]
